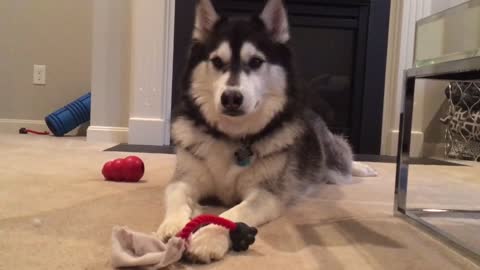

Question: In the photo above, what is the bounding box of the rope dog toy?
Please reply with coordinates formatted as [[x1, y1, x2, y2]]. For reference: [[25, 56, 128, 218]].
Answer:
[[111, 215, 257, 269], [176, 214, 257, 252]]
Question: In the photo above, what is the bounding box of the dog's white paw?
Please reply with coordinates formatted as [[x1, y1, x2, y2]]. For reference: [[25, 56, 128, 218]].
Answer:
[[156, 216, 190, 242], [352, 162, 378, 177], [185, 224, 231, 264]]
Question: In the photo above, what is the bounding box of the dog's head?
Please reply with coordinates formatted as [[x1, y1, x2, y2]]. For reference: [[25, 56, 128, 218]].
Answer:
[[183, 0, 294, 138]]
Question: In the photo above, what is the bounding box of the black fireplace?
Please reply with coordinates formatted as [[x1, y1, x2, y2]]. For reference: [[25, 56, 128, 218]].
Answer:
[[172, 0, 391, 154]]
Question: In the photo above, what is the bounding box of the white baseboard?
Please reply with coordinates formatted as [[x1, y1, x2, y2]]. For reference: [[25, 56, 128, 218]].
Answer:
[[0, 119, 48, 133], [128, 117, 170, 146], [387, 130, 424, 157], [87, 126, 129, 144]]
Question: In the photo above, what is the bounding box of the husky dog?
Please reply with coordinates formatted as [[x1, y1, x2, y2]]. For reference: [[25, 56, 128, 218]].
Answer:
[[157, 0, 377, 263]]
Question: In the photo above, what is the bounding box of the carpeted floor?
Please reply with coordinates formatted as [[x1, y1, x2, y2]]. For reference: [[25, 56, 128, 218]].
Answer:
[[0, 134, 478, 270]]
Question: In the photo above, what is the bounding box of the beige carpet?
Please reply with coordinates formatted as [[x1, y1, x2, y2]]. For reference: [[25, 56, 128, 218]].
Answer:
[[0, 134, 478, 270]]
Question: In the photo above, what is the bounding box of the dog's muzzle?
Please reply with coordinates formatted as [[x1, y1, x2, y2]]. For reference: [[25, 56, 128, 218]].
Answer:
[[221, 90, 244, 116]]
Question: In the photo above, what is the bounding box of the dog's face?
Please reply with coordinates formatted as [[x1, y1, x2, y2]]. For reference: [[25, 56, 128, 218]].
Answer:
[[185, 0, 293, 138]]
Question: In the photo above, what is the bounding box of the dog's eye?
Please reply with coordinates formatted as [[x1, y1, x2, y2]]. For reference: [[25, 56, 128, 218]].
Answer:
[[210, 57, 225, 70], [248, 57, 264, 70]]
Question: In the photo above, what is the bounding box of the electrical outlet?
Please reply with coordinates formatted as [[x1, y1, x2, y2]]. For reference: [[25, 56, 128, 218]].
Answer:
[[33, 65, 46, 85]]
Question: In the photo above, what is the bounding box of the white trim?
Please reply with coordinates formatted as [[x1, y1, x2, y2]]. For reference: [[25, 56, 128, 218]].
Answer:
[[381, 0, 402, 155], [162, 0, 175, 144], [0, 119, 48, 133], [87, 126, 129, 144], [388, 130, 424, 158]]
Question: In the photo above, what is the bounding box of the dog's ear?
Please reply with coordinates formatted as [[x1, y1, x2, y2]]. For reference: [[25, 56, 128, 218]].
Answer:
[[260, 0, 290, 43], [193, 0, 219, 42]]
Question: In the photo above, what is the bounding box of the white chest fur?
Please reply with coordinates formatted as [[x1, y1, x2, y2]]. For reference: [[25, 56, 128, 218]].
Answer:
[[172, 118, 250, 203], [172, 117, 303, 204], [202, 140, 248, 203]]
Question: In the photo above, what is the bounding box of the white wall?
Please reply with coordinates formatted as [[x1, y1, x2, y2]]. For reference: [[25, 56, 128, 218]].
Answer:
[[431, 0, 470, 13], [382, 0, 470, 157], [382, 0, 431, 157], [0, 0, 92, 134], [417, 0, 470, 158]]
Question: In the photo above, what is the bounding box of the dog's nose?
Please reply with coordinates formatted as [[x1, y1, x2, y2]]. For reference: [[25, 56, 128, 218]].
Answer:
[[221, 90, 243, 110]]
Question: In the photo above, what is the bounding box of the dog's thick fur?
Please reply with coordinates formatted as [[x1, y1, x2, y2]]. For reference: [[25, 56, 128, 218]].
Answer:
[[157, 0, 377, 263]]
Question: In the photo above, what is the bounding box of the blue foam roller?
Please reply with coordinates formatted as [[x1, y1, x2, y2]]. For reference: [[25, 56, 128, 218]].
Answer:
[[45, 92, 91, 137]]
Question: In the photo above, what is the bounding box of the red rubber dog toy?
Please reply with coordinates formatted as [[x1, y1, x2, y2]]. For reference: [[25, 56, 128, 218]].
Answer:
[[102, 156, 144, 182]]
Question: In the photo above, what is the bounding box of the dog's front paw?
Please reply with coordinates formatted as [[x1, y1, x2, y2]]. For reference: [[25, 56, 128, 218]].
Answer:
[[352, 162, 378, 177], [156, 216, 190, 242], [185, 224, 231, 264]]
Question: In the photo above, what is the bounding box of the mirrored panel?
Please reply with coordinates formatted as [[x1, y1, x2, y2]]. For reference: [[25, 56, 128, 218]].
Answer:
[[407, 79, 480, 257]]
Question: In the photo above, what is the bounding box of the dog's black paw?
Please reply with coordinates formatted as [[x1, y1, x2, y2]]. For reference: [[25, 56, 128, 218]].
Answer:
[[229, 222, 258, 252]]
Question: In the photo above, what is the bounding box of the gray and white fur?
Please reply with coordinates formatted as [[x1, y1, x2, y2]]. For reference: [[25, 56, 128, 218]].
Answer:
[[157, 0, 377, 263]]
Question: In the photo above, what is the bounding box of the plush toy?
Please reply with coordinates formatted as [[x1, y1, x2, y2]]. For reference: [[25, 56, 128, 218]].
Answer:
[[111, 215, 257, 269]]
